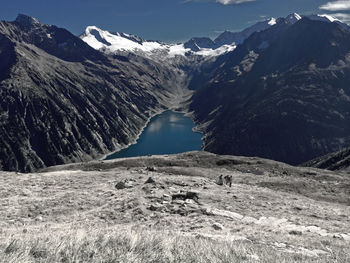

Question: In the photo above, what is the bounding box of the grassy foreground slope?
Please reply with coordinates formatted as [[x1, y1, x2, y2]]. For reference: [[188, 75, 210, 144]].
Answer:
[[0, 151, 349, 262]]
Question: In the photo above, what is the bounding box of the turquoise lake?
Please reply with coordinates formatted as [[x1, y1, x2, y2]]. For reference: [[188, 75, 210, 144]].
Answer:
[[105, 111, 202, 160]]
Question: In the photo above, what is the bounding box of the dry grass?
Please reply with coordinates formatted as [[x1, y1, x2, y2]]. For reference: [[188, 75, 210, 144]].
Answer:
[[1, 226, 348, 263], [1, 152, 349, 262]]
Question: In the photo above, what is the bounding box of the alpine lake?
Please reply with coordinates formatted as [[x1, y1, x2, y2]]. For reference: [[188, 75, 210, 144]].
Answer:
[[105, 111, 202, 160]]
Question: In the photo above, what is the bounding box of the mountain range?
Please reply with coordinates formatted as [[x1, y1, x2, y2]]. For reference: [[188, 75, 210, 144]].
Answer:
[[1, 13, 350, 171]]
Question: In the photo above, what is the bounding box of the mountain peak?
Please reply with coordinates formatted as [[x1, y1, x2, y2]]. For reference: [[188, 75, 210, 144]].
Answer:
[[15, 14, 41, 28], [85, 25, 101, 34], [268, 18, 277, 26], [285, 13, 302, 24]]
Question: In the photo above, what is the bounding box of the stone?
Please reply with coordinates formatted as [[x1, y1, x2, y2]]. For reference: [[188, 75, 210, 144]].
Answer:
[[115, 180, 133, 189], [172, 191, 199, 202], [340, 234, 350, 241], [212, 223, 224, 230], [145, 177, 156, 184], [146, 166, 157, 172], [289, 230, 303, 235], [148, 203, 164, 212], [163, 194, 171, 199], [115, 181, 126, 189], [185, 199, 195, 204], [206, 208, 244, 220]]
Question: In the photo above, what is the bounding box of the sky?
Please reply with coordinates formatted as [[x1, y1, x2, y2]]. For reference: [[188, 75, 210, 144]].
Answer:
[[1, 0, 350, 43]]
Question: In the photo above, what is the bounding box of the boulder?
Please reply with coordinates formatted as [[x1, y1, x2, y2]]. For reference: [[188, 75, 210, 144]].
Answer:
[[212, 223, 224, 230]]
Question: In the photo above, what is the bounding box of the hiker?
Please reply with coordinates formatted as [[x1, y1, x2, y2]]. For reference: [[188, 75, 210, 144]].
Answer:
[[227, 175, 232, 187], [223, 175, 232, 187], [217, 175, 223, 185]]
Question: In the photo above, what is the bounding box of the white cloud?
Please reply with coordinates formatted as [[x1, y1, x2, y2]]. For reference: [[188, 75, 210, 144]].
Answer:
[[319, 1, 350, 11], [183, 0, 256, 5], [216, 0, 255, 4]]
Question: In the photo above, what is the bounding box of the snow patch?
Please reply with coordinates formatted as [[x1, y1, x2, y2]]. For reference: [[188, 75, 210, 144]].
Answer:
[[195, 44, 236, 56], [268, 18, 276, 26], [81, 26, 236, 58], [318, 14, 338, 22]]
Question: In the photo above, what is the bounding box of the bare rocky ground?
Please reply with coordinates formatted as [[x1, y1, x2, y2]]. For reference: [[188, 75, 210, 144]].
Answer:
[[0, 151, 349, 262]]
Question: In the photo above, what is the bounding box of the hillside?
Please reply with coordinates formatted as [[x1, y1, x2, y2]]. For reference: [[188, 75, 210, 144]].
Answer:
[[0, 151, 349, 262]]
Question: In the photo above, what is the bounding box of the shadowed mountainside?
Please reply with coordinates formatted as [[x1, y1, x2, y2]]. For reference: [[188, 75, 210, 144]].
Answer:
[[0, 15, 186, 172], [190, 18, 350, 165]]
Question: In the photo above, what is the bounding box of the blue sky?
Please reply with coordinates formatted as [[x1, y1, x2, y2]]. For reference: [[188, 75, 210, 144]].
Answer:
[[1, 0, 350, 42]]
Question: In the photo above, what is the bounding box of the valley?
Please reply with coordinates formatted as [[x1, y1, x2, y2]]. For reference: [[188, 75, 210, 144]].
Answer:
[[1, 12, 350, 173]]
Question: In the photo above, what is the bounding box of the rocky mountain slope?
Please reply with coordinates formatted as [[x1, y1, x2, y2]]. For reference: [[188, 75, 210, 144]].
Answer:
[[303, 147, 350, 171], [190, 17, 350, 165], [0, 151, 349, 261], [0, 14, 188, 172]]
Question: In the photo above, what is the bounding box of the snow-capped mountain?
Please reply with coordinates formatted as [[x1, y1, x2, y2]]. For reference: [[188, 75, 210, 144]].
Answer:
[[214, 17, 278, 47], [81, 26, 189, 58], [80, 26, 236, 58], [80, 13, 301, 59], [213, 13, 303, 48], [80, 12, 349, 61]]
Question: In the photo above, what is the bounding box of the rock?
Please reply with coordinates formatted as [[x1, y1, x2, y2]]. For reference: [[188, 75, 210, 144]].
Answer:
[[163, 194, 171, 199], [141, 185, 152, 194], [146, 166, 157, 172], [340, 234, 350, 241], [172, 191, 199, 202], [185, 199, 195, 204], [212, 223, 224, 230], [145, 177, 156, 184], [273, 242, 287, 248], [186, 191, 199, 201], [190, 225, 205, 230], [289, 230, 303, 235], [206, 208, 244, 220], [148, 203, 164, 212], [115, 180, 133, 189], [115, 181, 126, 189], [35, 216, 43, 222]]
